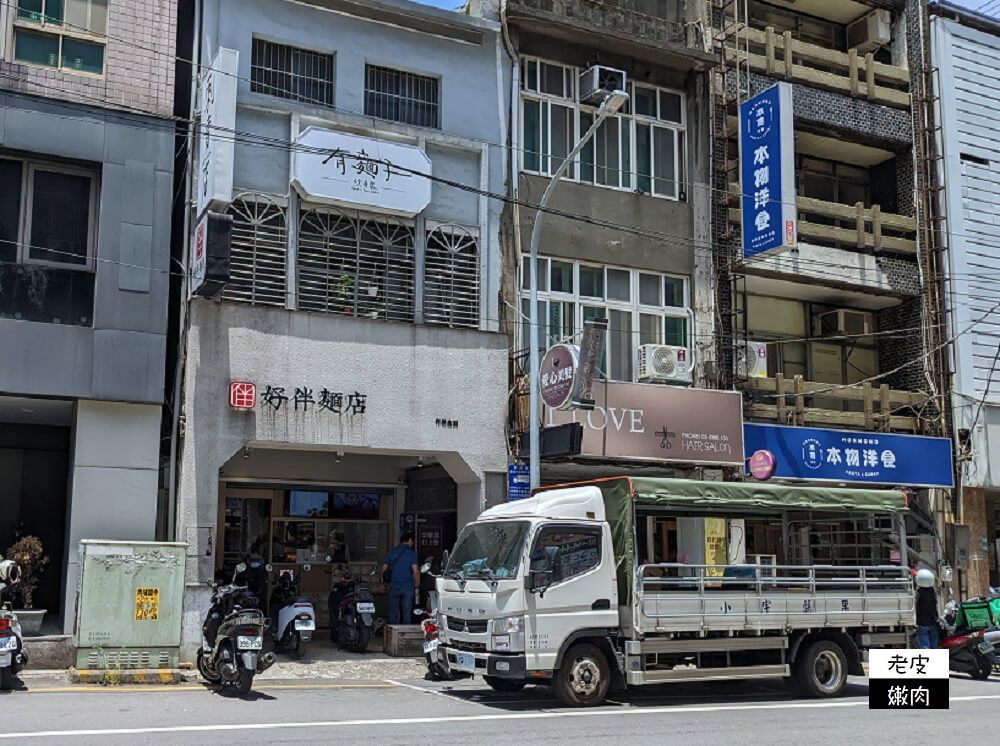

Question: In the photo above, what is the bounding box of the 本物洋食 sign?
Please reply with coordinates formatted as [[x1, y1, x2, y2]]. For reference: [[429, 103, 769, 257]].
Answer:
[[743, 423, 954, 488], [547, 382, 744, 467], [739, 83, 796, 258], [292, 127, 432, 216]]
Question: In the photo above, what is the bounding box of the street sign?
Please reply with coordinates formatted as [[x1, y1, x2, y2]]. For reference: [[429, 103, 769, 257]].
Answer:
[[508, 463, 531, 501]]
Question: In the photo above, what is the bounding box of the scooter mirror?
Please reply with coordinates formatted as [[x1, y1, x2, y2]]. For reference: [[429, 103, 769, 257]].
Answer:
[[303, 564, 312, 572], [208, 580, 217, 588], [324, 554, 333, 563], [265, 563, 273, 572], [235, 562, 247, 574], [420, 562, 432, 574]]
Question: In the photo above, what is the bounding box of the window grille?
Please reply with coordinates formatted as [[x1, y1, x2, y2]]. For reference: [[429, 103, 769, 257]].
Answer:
[[364, 64, 439, 128], [222, 194, 287, 307], [250, 38, 334, 107], [424, 225, 480, 330], [298, 208, 415, 322]]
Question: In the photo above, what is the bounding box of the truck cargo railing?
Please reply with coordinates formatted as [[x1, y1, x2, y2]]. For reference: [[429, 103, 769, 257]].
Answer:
[[635, 563, 914, 634]]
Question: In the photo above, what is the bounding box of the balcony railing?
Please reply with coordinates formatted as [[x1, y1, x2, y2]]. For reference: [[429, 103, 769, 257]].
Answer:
[[724, 24, 911, 110], [742, 374, 927, 432], [729, 191, 918, 255]]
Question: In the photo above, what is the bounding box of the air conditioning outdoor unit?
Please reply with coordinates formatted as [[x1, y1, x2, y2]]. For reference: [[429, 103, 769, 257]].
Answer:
[[814, 309, 873, 339], [736, 340, 769, 379], [579, 65, 627, 106], [847, 9, 891, 54], [636, 344, 693, 383]]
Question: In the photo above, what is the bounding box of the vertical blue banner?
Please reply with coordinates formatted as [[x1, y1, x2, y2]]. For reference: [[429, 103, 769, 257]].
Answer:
[[739, 83, 796, 258]]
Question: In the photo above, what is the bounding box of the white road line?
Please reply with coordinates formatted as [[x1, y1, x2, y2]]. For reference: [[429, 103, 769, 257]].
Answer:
[[384, 678, 465, 700], [3, 694, 999, 739]]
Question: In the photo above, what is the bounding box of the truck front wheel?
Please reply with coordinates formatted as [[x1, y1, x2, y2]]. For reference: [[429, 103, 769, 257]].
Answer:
[[553, 643, 610, 707], [794, 640, 848, 698]]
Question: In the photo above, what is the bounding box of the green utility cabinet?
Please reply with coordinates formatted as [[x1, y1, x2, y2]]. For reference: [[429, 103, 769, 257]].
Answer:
[[74, 540, 187, 669]]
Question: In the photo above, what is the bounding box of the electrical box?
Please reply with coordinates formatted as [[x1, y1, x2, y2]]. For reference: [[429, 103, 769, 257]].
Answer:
[[74, 541, 187, 669]]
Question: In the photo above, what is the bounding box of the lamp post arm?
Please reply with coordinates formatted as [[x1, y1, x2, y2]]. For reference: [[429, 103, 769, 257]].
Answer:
[[527, 100, 620, 491]]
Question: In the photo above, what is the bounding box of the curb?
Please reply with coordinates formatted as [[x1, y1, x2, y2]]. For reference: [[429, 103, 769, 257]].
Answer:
[[68, 667, 187, 685]]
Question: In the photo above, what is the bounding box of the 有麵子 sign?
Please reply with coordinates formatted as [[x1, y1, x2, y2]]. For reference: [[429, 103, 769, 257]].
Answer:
[[739, 83, 796, 258], [547, 382, 744, 467], [743, 423, 954, 488]]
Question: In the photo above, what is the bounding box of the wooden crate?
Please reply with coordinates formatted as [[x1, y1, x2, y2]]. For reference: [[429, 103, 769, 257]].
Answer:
[[383, 624, 424, 657]]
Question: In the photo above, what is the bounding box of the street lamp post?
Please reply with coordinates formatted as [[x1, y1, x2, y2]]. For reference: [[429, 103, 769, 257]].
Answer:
[[527, 89, 630, 490]]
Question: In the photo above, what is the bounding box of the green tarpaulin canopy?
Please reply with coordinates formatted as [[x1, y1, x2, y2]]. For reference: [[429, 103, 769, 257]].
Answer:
[[537, 477, 908, 599]]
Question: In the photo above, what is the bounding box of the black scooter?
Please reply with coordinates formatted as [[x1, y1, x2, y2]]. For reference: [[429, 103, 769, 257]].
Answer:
[[325, 558, 376, 652], [0, 559, 27, 691], [198, 561, 276, 695]]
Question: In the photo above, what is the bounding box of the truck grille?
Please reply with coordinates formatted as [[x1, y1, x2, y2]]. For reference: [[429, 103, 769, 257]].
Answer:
[[449, 639, 487, 653], [446, 616, 488, 634]]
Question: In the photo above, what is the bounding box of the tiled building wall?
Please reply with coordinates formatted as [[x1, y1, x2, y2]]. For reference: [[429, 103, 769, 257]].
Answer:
[[0, 0, 176, 118]]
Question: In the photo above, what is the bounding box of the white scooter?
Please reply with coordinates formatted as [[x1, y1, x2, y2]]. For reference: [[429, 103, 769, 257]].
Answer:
[[0, 559, 27, 691], [268, 565, 316, 659]]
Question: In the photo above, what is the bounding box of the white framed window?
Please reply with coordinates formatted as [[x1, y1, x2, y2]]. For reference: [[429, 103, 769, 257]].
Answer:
[[519, 56, 687, 200], [519, 255, 689, 382], [11, 0, 107, 76], [0, 155, 99, 271]]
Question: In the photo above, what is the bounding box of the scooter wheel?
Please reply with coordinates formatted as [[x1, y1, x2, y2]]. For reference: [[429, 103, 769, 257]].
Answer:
[[971, 654, 993, 680], [197, 651, 222, 684], [235, 667, 254, 696], [0, 665, 13, 691], [294, 632, 306, 659]]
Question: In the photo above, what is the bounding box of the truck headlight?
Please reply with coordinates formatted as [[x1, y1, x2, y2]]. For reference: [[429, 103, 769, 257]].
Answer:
[[493, 616, 522, 634], [492, 634, 511, 650]]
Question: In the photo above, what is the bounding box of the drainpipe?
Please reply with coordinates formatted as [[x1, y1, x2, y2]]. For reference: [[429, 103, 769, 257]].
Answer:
[[167, 0, 203, 543]]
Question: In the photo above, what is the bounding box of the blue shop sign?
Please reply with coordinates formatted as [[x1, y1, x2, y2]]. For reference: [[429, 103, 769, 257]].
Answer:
[[739, 83, 797, 258], [508, 463, 531, 501], [743, 424, 954, 488]]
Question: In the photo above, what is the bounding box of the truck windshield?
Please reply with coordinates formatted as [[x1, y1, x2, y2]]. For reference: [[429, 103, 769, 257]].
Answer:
[[445, 521, 529, 580]]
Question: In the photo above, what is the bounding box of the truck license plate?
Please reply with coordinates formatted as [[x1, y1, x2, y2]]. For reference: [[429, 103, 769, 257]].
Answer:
[[0, 636, 17, 651], [453, 652, 476, 672], [237, 636, 262, 650], [978, 641, 994, 655], [356, 603, 376, 613], [295, 619, 315, 631], [423, 639, 439, 654]]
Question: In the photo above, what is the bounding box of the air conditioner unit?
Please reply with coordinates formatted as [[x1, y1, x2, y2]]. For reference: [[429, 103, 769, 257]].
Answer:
[[847, 9, 891, 54], [579, 65, 627, 106], [749, 554, 777, 585], [814, 309, 873, 339], [736, 340, 768, 379], [636, 344, 693, 383]]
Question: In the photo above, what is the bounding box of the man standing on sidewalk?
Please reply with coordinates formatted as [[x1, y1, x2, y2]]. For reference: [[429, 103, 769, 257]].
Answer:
[[381, 532, 420, 624]]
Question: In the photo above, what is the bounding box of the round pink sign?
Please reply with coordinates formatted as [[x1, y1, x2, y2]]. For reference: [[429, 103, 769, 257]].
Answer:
[[748, 449, 776, 480], [539, 344, 579, 410]]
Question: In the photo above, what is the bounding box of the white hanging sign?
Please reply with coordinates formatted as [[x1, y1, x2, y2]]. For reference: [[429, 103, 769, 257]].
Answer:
[[292, 127, 432, 216], [197, 47, 238, 218]]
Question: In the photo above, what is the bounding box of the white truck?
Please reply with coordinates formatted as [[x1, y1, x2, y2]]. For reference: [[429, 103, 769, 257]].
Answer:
[[433, 477, 915, 706]]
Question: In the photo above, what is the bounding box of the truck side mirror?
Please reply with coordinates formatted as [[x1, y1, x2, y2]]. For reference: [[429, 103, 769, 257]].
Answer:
[[527, 548, 562, 596], [544, 546, 562, 582]]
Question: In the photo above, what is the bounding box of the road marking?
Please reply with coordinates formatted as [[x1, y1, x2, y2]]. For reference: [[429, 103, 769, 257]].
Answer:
[[18, 682, 398, 694], [3, 694, 999, 739], [385, 678, 462, 700]]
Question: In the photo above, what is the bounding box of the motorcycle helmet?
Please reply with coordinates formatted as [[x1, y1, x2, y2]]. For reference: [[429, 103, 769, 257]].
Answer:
[[915, 567, 935, 588]]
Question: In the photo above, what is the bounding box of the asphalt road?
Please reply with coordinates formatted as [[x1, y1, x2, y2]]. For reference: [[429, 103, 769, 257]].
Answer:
[[2, 672, 999, 745]]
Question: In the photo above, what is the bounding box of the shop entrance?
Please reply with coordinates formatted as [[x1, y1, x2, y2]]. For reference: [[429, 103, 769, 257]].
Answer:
[[0, 415, 70, 620], [403, 465, 458, 572]]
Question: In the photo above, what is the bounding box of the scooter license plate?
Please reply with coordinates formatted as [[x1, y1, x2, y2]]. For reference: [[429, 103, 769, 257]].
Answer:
[[0, 636, 17, 651], [356, 603, 376, 613], [978, 641, 994, 655], [237, 636, 263, 650], [453, 652, 476, 673], [422, 639, 439, 654], [294, 619, 315, 631]]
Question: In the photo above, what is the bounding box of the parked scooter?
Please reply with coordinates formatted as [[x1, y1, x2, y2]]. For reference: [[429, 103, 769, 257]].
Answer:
[[937, 600, 997, 680], [0, 559, 27, 691], [198, 561, 276, 695], [325, 559, 376, 652], [268, 565, 315, 659]]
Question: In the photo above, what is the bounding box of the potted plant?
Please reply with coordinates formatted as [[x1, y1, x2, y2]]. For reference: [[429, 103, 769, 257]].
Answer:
[[4, 536, 48, 636]]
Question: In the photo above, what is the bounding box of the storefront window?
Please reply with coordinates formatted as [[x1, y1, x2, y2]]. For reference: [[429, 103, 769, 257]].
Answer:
[[271, 520, 388, 565], [286, 489, 382, 520]]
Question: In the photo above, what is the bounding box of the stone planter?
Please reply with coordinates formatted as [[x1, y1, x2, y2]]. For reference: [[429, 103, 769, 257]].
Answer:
[[15, 609, 46, 637]]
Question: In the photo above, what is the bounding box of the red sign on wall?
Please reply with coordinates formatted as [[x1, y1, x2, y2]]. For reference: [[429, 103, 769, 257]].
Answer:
[[229, 381, 256, 409]]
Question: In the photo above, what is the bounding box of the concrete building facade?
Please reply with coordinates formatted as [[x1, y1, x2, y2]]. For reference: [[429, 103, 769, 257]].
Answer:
[[175, 0, 510, 659], [0, 1, 177, 631]]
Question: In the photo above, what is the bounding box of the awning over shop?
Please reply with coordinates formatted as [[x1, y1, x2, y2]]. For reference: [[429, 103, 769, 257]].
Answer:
[[536, 476, 908, 599]]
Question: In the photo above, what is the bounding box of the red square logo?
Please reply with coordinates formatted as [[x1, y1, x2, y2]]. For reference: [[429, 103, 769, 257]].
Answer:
[[229, 381, 256, 409]]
